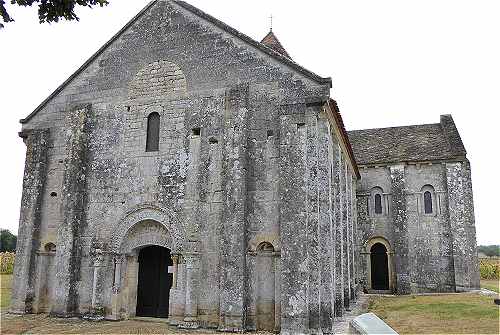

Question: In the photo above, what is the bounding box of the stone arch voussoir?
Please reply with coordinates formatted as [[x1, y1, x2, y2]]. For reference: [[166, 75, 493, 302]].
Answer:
[[111, 204, 185, 254], [364, 236, 392, 254]]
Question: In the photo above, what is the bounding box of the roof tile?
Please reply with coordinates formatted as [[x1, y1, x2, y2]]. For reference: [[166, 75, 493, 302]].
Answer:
[[347, 115, 467, 165]]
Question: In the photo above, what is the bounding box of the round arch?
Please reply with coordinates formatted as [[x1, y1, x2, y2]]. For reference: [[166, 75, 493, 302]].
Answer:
[[120, 219, 173, 254], [111, 204, 185, 254], [128, 60, 187, 100], [248, 234, 280, 253], [363, 236, 394, 292], [109, 205, 185, 320]]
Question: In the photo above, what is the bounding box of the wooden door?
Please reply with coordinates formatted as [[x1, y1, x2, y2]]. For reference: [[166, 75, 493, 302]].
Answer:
[[136, 246, 172, 317]]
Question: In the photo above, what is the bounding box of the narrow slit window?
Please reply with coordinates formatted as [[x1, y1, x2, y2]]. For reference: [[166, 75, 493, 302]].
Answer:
[[192, 127, 201, 136], [424, 191, 433, 214], [146, 112, 160, 152], [374, 194, 383, 214]]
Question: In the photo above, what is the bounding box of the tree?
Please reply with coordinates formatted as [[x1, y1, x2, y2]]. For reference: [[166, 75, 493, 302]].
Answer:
[[1, 0, 109, 29], [0, 229, 17, 252], [478, 245, 500, 257]]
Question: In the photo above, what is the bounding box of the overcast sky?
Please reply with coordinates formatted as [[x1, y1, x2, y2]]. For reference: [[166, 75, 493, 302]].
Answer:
[[0, 0, 498, 245]]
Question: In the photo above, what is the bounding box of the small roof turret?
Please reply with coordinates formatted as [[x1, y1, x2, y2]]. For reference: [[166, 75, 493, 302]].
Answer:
[[260, 30, 291, 59]]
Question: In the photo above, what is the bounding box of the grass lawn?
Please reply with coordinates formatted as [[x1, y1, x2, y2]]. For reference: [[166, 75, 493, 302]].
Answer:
[[481, 279, 499, 293], [0, 274, 12, 310], [368, 293, 500, 334]]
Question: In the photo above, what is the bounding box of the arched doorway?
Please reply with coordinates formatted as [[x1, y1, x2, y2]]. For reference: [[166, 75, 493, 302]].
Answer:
[[136, 245, 173, 318], [370, 243, 389, 290]]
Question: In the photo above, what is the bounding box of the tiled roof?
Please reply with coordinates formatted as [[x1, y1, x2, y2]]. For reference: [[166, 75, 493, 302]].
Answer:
[[260, 30, 291, 59], [328, 99, 360, 179], [347, 115, 467, 165]]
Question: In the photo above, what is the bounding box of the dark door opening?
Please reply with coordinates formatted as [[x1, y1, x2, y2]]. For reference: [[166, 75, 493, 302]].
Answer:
[[136, 245, 173, 318], [370, 243, 389, 290]]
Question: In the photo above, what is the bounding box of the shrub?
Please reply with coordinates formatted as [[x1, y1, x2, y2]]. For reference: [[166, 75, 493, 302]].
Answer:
[[0, 252, 15, 274], [478, 245, 500, 257], [479, 258, 499, 279]]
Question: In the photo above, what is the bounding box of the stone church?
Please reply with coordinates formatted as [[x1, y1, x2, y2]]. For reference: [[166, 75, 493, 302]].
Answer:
[[10, 0, 479, 334]]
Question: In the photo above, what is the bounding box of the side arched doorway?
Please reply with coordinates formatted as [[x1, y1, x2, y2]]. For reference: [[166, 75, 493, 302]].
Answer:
[[136, 245, 173, 318], [364, 237, 394, 293], [370, 243, 389, 290]]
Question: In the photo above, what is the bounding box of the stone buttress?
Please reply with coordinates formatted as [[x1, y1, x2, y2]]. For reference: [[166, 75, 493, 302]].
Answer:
[[51, 105, 92, 316], [10, 129, 50, 314]]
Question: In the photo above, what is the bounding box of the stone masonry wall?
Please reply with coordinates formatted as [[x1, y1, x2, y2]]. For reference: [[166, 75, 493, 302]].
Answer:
[[15, 1, 358, 333], [356, 161, 479, 294], [279, 106, 358, 334], [11, 129, 50, 314], [446, 161, 480, 291]]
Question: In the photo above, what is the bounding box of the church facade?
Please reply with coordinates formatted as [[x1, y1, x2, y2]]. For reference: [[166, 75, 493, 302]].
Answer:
[[10, 1, 479, 334]]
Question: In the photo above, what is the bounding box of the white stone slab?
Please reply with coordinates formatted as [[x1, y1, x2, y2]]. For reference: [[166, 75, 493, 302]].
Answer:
[[350, 312, 398, 335]]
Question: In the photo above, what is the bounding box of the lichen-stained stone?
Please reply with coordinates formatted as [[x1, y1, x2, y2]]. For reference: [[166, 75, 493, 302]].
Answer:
[[305, 110, 320, 333], [347, 169, 357, 301], [218, 84, 249, 332], [446, 162, 480, 291], [351, 114, 479, 295], [332, 144, 344, 319], [10, 129, 50, 314], [341, 156, 352, 308], [317, 115, 334, 333], [13, 0, 479, 333], [390, 164, 410, 294], [52, 105, 92, 316], [279, 110, 308, 334]]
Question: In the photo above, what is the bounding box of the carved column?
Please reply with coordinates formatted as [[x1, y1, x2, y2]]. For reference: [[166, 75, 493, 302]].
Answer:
[[88, 248, 105, 320], [125, 254, 140, 318], [10, 129, 50, 314], [180, 253, 200, 329], [109, 255, 124, 320], [171, 254, 179, 289]]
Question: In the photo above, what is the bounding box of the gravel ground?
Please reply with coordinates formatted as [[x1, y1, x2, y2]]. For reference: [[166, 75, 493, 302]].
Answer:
[[0, 312, 273, 335], [0, 296, 368, 335]]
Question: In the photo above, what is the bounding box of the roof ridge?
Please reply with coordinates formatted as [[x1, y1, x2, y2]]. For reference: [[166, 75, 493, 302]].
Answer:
[[328, 99, 360, 179], [172, 1, 330, 86], [347, 115, 467, 165], [348, 122, 440, 133]]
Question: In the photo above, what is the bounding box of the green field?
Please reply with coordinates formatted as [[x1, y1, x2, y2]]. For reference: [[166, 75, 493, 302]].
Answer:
[[369, 293, 500, 334], [0, 274, 12, 310]]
